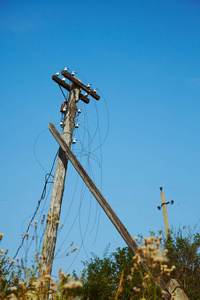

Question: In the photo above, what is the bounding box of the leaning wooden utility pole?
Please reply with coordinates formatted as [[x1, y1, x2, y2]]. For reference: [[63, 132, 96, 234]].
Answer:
[[49, 122, 145, 259], [48, 123, 171, 300], [48, 124, 190, 300], [41, 69, 100, 277]]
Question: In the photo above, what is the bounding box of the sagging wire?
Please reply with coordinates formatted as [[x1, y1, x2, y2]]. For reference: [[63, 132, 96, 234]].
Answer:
[[63, 162, 96, 272], [21, 197, 51, 269], [59, 85, 69, 102], [55, 170, 80, 243], [72, 96, 101, 251], [74, 97, 102, 244], [8, 70, 109, 275], [86, 88, 109, 243], [75, 98, 102, 242], [54, 102, 94, 261], [75, 72, 101, 152], [55, 166, 90, 257], [59, 88, 108, 262], [33, 128, 49, 173], [35, 182, 54, 254], [65, 179, 96, 274], [10, 150, 58, 267], [74, 99, 103, 244], [81, 153, 101, 244], [77, 154, 98, 261], [56, 157, 95, 264], [53, 70, 109, 271], [81, 98, 102, 243], [76, 99, 99, 154], [89, 91, 109, 153], [73, 136, 101, 167], [86, 100, 102, 242], [20, 181, 53, 238], [53, 178, 85, 259], [54, 104, 86, 258]]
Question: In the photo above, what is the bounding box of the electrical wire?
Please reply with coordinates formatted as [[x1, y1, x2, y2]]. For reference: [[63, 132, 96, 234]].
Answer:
[[78, 173, 91, 261], [58, 161, 96, 272], [54, 93, 101, 262], [14, 69, 109, 274], [89, 90, 109, 153], [54, 75, 109, 270], [10, 150, 58, 267], [33, 128, 49, 173], [74, 99, 102, 251], [53, 110, 86, 250], [59, 85, 68, 102], [91, 102, 103, 243]]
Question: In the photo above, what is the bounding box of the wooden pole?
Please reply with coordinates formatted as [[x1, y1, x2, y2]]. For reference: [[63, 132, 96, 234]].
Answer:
[[40, 82, 80, 275], [48, 123, 141, 257], [160, 189, 170, 238], [167, 279, 189, 300]]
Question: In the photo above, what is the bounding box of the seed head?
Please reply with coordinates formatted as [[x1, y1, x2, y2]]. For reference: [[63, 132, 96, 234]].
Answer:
[[127, 275, 132, 281], [133, 287, 140, 293], [44, 274, 51, 282], [71, 247, 78, 253], [19, 281, 24, 288], [8, 293, 17, 300], [60, 272, 67, 281], [64, 277, 83, 289], [171, 265, 176, 271]]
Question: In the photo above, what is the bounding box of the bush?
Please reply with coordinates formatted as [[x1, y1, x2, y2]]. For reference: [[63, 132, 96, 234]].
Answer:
[[164, 226, 200, 299]]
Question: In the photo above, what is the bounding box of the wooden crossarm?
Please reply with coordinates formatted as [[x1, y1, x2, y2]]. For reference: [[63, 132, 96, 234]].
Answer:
[[52, 75, 90, 104], [61, 70, 100, 100]]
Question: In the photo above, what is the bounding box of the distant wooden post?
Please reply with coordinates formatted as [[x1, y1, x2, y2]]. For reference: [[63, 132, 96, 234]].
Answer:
[[160, 187, 170, 238]]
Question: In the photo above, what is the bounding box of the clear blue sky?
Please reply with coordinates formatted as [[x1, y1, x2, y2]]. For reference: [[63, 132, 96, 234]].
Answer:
[[0, 0, 200, 276]]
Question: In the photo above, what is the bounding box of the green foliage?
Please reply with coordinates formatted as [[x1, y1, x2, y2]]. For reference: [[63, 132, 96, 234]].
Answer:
[[77, 246, 141, 299], [0, 251, 23, 298], [164, 226, 200, 300], [75, 244, 168, 300], [1, 226, 200, 299], [75, 227, 200, 300]]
